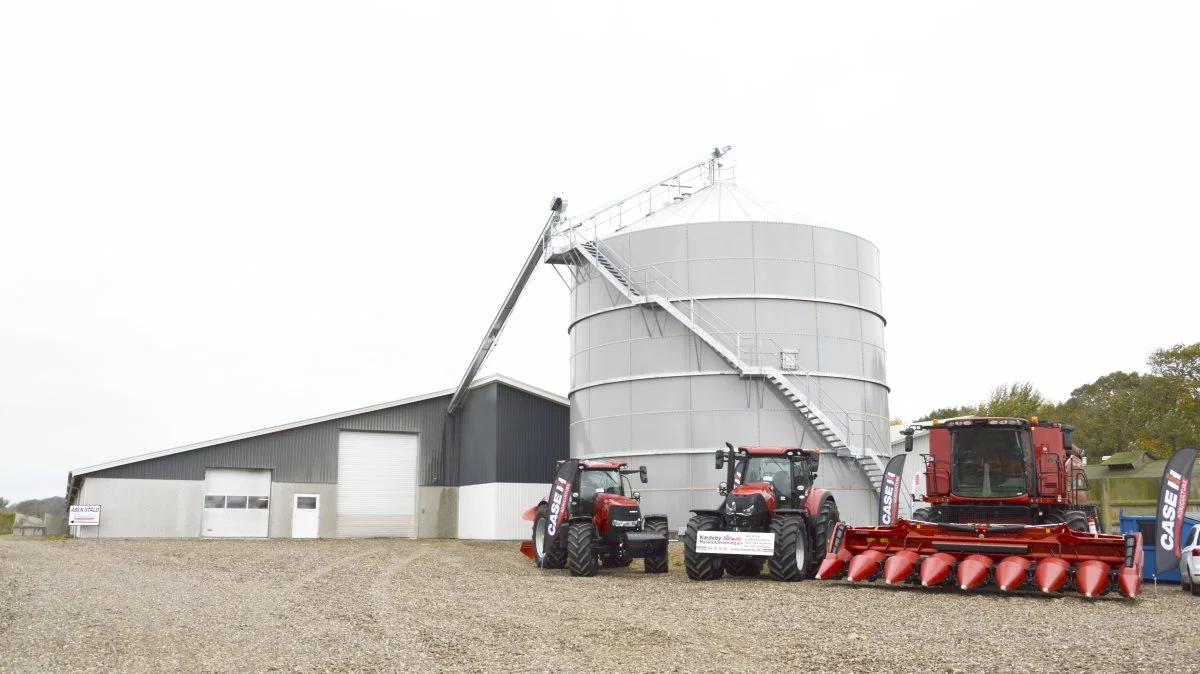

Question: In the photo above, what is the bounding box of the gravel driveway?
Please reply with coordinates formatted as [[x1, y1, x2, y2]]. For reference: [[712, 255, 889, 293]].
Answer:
[[1, 537, 1196, 673]]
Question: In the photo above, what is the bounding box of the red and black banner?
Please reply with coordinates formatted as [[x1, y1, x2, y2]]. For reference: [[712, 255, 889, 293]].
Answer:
[[540, 459, 579, 566], [877, 453, 906, 526], [1154, 446, 1197, 575]]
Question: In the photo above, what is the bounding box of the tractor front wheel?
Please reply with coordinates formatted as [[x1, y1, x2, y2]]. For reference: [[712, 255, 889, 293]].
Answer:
[[567, 524, 599, 577], [808, 498, 839, 577], [768, 516, 809, 582], [533, 504, 566, 569], [643, 519, 669, 574], [683, 515, 724, 581]]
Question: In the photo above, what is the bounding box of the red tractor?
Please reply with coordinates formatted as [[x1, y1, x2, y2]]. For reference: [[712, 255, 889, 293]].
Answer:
[[683, 444, 839, 581], [817, 417, 1144, 598], [520, 459, 669, 576]]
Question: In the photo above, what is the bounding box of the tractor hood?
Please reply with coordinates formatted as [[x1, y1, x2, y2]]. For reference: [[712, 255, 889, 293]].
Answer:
[[730, 483, 777, 512]]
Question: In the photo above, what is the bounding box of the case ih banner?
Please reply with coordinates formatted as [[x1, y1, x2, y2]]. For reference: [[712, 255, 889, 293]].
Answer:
[[540, 459, 580, 567], [877, 454, 906, 526], [1155, 446, 1197, 575]]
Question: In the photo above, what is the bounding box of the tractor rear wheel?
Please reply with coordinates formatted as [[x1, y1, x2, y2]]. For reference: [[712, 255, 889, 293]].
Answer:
[[768, 515, 809, 582], [533, 504, 566, 569], [911, 507, 931, 522], [683, 514, 724, 581], [724, 559, 762, 577], [567, 524, 599, 577], [643, 519, 669, 573], [808, 498, 839, 577]]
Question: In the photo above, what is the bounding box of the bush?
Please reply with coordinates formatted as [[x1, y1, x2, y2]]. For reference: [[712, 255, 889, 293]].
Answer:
[[0, 512, 14, 535]]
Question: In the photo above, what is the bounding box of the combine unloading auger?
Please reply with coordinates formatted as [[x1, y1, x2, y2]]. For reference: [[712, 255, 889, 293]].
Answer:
[[816, 416, 1145, 599], [817, 519, 1143, 598]]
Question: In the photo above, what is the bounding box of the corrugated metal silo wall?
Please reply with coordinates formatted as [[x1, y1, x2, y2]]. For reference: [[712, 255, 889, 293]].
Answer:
[[85, 395, 453, 486]]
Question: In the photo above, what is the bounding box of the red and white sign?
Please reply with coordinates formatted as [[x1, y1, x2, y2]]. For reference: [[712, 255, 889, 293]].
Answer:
[[696, 531, 775, 556], [69, 505, 101, 526]]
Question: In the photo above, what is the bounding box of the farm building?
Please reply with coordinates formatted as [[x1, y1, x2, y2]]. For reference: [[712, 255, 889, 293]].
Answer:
[[65, 374, 567, 540]]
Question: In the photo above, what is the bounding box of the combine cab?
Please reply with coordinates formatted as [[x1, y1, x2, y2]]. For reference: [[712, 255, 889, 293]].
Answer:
[[520, 459, 669, 576], [817, 417, 1144, 598], [683, 444, 839, 581]]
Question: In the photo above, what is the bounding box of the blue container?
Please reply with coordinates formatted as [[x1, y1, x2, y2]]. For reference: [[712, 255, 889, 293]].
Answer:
[[1118, 509, 1200, 583]]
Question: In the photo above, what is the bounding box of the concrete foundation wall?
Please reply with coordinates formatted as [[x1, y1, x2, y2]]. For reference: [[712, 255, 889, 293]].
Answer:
[[270, 482, 337, 538], [75, 477, 203, 538], [418, 486, 458, 538]]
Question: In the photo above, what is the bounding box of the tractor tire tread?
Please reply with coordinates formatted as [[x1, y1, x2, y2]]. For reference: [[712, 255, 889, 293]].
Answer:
[[643, 520, 669, 574], [683, 515, 724, 581], [567, 524, 599, 577], [768, 515, 809, 582]]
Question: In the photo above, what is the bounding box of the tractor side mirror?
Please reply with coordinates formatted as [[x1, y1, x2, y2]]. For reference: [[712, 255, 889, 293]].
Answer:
[[718, 481, 728, 495], [1062, 425, 1074, 450], [715, 449, 725, 470], [632, 491, 642, 502], [638, 465, 648, 483], [903, 428, 914, 453]]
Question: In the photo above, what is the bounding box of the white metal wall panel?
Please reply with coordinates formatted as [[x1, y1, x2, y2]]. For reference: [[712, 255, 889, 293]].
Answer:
[[457, 483, 549, 540], [337, 431, 418, 537], [202, 469, 271, 537]]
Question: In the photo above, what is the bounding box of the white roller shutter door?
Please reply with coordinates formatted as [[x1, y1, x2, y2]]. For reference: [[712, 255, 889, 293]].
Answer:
[[337, 431, 418, 537]]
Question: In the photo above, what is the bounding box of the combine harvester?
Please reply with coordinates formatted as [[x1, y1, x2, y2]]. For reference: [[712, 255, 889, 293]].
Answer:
[[816, 417, 1144, 598]]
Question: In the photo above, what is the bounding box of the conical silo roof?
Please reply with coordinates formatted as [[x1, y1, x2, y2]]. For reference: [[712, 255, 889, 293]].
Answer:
[[613, 180, 803, 234]]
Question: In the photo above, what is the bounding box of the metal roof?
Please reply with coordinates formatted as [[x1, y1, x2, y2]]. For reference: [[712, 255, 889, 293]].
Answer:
[[68, 373, 566, 479]]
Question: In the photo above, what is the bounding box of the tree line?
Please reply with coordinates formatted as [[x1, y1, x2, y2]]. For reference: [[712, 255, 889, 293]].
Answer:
[[0, 495, 66, 517], [914, 342, 1199, 460]]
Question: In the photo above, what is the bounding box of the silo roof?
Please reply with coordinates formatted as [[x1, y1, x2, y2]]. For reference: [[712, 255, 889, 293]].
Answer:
[[616, 180, 803, 233]]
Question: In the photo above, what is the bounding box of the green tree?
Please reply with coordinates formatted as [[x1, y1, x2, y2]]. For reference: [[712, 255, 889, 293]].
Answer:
[[976, 382, 1049, 418], [0, 496, 9, 510], [1148, 342, 1200, 385], [919, 406, 977, 422]]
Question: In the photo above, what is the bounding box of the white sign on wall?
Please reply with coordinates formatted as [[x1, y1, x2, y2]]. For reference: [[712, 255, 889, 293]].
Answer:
[[695, 531, 775, 556], [69, 505, 101, 526]]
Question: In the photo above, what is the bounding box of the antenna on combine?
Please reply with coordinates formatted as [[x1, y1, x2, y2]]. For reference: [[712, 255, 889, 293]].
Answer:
[[446, 146, 731, 415]]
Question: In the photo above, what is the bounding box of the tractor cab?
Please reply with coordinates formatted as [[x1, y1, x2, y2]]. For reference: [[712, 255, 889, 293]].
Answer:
[[571, 460, 647, 516], [723, 447, 819, 510]]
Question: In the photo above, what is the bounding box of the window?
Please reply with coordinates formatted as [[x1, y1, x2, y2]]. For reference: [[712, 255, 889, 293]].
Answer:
[[247, 497, 269, 509], [204, 495, 226, 509], [226, 496, 248, 509], [296, 496, 318, 510], [951, 428, 1028, 497]]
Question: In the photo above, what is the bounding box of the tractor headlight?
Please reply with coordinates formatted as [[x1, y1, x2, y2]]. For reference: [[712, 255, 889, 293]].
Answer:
[[739, 504, 755, 516], [726, 500, 737, 515]]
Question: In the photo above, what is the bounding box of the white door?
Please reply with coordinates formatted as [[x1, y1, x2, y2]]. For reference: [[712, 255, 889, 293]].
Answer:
[[337, 431, 418, 537], [202, 468, 271, 537], [292, 494, 320, 539]]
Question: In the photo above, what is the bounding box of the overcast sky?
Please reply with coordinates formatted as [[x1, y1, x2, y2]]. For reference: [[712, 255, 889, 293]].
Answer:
[[2, 2, 1198, 501]]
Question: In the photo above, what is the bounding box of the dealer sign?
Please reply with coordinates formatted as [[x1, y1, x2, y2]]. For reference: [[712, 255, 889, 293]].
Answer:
[[696, 531, 775, 556], [68, 505, 101, 526]]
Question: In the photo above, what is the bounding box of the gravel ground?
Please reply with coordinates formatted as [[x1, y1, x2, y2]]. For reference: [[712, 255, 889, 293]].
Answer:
[[1, 536, 1198, 673]]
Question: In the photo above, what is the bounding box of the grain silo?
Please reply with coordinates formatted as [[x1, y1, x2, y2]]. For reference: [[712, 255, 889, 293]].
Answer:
[[545, 151, 894, 528]]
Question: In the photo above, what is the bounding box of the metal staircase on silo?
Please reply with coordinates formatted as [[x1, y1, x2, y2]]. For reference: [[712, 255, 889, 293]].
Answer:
[[570, 237, 894, 498]]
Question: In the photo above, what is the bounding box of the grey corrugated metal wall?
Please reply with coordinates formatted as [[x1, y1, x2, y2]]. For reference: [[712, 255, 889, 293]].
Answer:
[[86, 396, 450, 485], [81, 382, 569, 489], [497, 384, 569, 484], [449, 383, 499, 486]]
